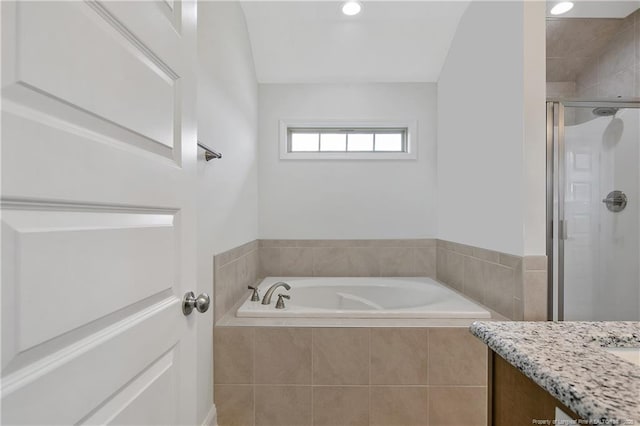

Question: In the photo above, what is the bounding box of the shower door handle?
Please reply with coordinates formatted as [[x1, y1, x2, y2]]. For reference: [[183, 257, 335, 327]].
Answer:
[[559, 220, 568, 240], [602, 191, 627, 212]]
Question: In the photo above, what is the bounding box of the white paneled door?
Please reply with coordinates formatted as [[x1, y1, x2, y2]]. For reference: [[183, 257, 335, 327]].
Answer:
[[1, 1, 199, 424]]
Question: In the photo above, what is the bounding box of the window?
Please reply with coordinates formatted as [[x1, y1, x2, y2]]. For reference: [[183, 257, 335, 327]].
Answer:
[[279, 120, 417, 160]]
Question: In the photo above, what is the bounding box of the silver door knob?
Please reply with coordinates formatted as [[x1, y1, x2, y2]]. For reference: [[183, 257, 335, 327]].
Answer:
[[182, 291, 210, 315]]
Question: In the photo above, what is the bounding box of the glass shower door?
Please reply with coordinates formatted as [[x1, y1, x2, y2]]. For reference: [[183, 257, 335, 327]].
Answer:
[[551, 102, 640, 321]]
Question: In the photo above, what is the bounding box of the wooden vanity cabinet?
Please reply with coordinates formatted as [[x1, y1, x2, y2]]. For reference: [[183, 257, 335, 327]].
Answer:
[[489, 350, 582, 425]]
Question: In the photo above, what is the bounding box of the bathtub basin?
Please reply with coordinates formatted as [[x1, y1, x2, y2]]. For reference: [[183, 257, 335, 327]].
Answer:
[[236, 277, 491, 319]]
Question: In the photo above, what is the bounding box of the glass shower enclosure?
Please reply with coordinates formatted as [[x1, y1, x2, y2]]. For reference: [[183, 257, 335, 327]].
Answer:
[[547, 100, 640, 321]]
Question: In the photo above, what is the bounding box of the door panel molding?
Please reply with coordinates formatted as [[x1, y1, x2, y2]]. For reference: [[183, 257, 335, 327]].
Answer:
[[6, 1, 180, 153], [2, 205, 177, 352], [1, 298, 179, 424]]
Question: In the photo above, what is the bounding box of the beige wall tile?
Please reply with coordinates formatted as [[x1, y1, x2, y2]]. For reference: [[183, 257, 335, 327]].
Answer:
[[280, 247, 314, 276], [514, 260, 523, 300], [451, 242, 473, 256], [313, 247, 350, 276], [214, 327, 254, 384], [599, 67, 635, 97], [514, 297, 524, 321], [498, 253, 520, 269], [259, 239, 293, 248], [215, 385, 254, 426], [255, 385, 312, 426], [259, 247, 281, 277], [472, 247, 499, 263], [370, 386, 428, 426], [415, 247, 436, 277], [524, 255, 547, 271], [428, 328, 487, 386], [524, 270, 548, 321], [483, 262, 515, 319], [371, 328, 428, 385], [598, 26, 635, 77], [346, 247, 380, 277], [462, 257, 485, 304], [215, 261, 238, 321], [313, 386, 369, 426], [237, 255, 252, 289], [444, 249, 465, 291], [547, 81, 576, 98], [428, 386, 486, 426], [214, 282, 230, 324], [415, 238, 437, 247], [436, 247, 447, 283], [379, 247, 415, 276], [255, 328, 311, 384], [313, 328, 370, 385]]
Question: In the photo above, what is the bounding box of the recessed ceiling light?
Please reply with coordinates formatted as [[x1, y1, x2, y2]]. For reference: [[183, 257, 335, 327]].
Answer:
[[342, 1, 362, 16], [550, 1, 574, 15]]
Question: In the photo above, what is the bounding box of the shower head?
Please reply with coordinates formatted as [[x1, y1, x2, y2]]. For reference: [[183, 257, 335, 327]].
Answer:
[[593, 107, 619, 117]]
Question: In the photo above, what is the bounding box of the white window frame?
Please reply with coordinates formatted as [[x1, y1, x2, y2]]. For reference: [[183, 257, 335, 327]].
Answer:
[[279, 119, 418, 160]]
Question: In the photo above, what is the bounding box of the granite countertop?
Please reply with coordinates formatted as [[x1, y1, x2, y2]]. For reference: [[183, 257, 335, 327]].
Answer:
[[470, 321, 640, 424]]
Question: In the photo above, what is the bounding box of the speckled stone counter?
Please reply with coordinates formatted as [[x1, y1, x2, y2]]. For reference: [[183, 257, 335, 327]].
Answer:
[[470, 321, 640, 424]]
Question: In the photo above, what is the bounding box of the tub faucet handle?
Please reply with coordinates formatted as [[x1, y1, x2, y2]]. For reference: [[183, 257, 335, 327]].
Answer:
[[275, 294, 290, 309], [248, 285, 260, 302]]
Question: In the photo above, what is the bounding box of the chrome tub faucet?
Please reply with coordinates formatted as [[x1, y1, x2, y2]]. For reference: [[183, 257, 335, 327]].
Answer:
[[261, 281, 291, 305]]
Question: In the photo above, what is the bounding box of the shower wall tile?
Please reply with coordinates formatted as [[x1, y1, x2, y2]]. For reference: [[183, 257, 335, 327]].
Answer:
[[576, 8, 640, 99]]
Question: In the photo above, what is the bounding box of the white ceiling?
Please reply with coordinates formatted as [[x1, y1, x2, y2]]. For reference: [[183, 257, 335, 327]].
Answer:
[[240, 1, 470, 83]]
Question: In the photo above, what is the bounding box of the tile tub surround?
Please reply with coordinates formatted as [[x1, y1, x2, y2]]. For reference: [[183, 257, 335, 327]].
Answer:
[[214, 326, 488, 426], [214, 238, 548, 322], [470, 321, 640, 424], [258, 239, 436, 278], [214, 239, 436, 322], [214, 240, 260, 322], [436, 240, 547, 321]]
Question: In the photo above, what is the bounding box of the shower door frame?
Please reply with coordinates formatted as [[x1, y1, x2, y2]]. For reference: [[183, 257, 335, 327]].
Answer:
[[546, 99, 640, 321]]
